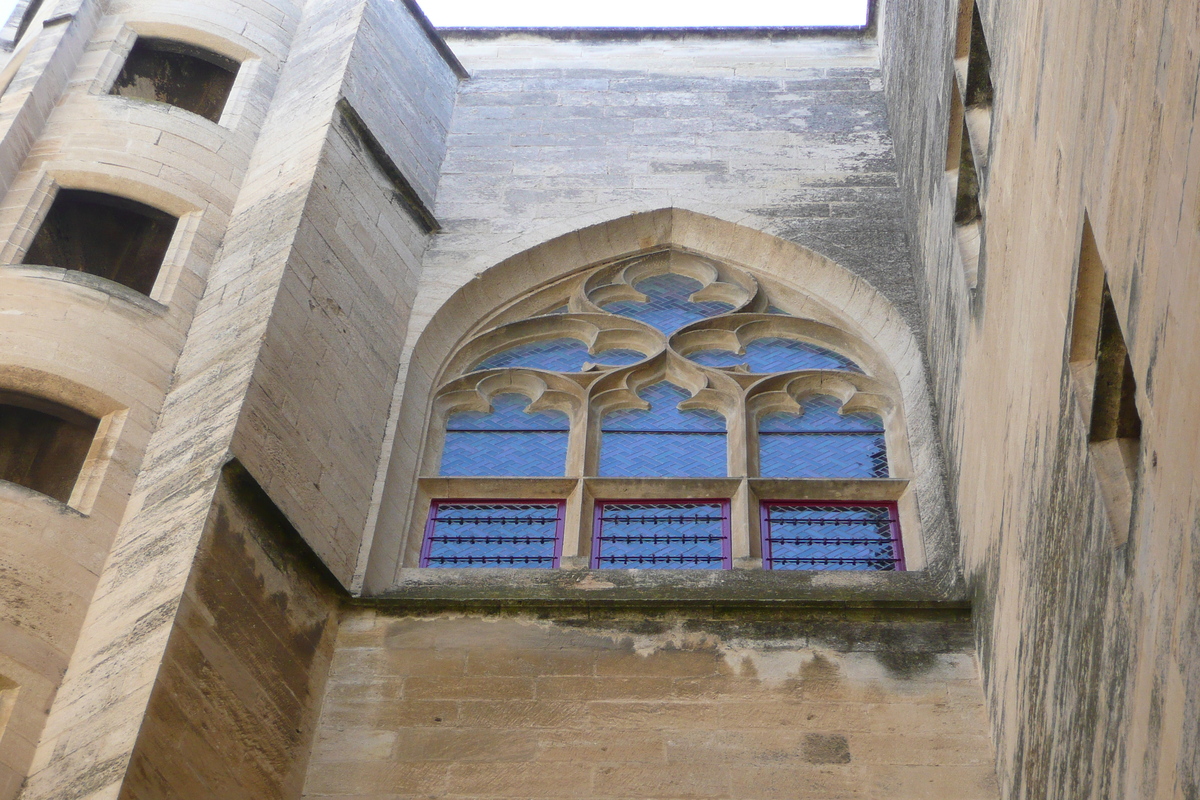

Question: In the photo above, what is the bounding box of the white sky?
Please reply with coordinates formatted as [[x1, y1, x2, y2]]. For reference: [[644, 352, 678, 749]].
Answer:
[[0, 0, 868, 33], [417, 0, 869, 28]]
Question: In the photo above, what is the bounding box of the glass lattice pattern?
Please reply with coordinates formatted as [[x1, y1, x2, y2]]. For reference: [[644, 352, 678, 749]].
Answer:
[[422, 501, 564, 568], [688, 337, 861, 373], [600, 273, 734, 333], [592, 501, 730, 569], [474, 338, 644, 372], [441, 393, 569, 477], [761, 502, 903, 570], [758, 395, 887, 478], [599, 382, 726, 477]]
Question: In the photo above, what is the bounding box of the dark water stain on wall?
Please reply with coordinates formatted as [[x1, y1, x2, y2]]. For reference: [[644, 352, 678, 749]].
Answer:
[[119, 462, 343, 800]]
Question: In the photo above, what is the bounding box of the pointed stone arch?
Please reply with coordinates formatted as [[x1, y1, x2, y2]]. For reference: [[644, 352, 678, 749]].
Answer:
[[360, 208, 955, 594]]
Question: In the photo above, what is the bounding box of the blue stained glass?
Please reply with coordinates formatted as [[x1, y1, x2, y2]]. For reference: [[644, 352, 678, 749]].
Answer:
[[688, 337, 861, 373], [474, 338, 644, 372], [423, 502, 562, 568], [601, 273, 734, 334], [593, 501, 729, 569], [441, 394, 568, 477], [599, 383, 726, 477], [762, 503, 902, 570], [758, 395, 886, 478]]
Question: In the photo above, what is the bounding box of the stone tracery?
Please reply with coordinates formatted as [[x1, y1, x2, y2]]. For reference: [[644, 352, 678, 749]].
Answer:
[[415, 248, 913, 571]]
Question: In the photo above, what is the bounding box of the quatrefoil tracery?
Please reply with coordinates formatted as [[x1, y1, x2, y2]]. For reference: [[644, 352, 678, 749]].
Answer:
[[429, 249, 906, 481]]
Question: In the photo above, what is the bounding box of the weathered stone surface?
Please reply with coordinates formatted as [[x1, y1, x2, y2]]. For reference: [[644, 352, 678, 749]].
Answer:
[[301, 609, 997, 799]]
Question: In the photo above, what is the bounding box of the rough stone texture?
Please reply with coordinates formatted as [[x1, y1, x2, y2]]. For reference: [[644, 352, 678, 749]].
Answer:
[[232, 106, 432, 590], [879, 0, 1200, 797], [302, 609, 999, 800], [119, 462, 341, 800], [418, 35, 922, 332]]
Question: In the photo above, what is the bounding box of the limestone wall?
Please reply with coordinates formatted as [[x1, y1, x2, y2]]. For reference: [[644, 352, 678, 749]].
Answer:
[[879, 0, 1200, 796], [232, 0, 462, 591], [119, 462, 341, 800], [0, 0, 297, 793], [303, 608, 998, 800]]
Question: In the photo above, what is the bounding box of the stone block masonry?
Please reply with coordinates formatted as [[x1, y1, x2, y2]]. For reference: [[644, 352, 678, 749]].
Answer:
[[303, 608, 999, 799]]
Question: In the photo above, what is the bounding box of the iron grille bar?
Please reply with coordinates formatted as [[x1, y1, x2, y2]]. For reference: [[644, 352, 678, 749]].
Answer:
[[430, 535, 559, 544], [601, 429, 726, 435], [436, 519, 558, 526], [767, 536, 895, 546], [602, 534, 724, 544], [758, 430, 885, 436], [445, 428, 567, 433], [598, 554, 726, 564], [769, 516, 893, 525], [422, 500, 565, 569], [770, 556, 900, 566], [602, 514, 725, 524], [427, 555, 556, 565]]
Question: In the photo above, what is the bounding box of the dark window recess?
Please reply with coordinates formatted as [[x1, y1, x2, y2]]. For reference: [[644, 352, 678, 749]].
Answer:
[[964, 4, 994, 108], [1068, 217, 1141, 544], [24, 190, 178, 296], [1089, 284, 1142, 460], [0, 391, 98, 504], [110, 38, 238, 123], [954, 119, 981, 227]]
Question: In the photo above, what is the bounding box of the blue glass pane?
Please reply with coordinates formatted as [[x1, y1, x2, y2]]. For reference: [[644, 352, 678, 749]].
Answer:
[[689, 338, 860, 373], [759, 395, 882, 432], [424, 502, 561, 568], [593, 502, 728, 569], [600, 383, 726, 477], [442, 394, 568, 476], [763, 503, 901, 570], [544, 305, 569, 315], [602, 383, 725, 431], [475, 339, 644, 372], [758, 396, 886, 478], [441, 431, 568, 477], [446, 393, 569, 431], [601, 273, 733, 334]]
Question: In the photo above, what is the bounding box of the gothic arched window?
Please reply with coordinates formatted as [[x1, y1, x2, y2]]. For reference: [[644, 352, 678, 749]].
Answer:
[[420, 250, 910, 572]]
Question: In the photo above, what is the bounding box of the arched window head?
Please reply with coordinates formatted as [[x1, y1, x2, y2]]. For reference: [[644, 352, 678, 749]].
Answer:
[[599, 382, 726, 478], [758, 395, 887, 478], [440, 393, 569, 477]]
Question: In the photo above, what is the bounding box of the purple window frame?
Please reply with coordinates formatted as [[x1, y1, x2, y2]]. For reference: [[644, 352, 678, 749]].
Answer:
[[420, 499, 566, 568], [590, 498, 733, 569], [759, 499, 906, 571]]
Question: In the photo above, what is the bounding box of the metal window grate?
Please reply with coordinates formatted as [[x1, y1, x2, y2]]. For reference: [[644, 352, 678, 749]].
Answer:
[[422, 501, 565, 568], [592, 500, 730, 569], [600, 273, 733, 334], [474, 338, 644, 372], [689, 337, 862, 373], [761, 502, 903, 571], [441, 394, 569, 477], [758, 395, 887, 478]]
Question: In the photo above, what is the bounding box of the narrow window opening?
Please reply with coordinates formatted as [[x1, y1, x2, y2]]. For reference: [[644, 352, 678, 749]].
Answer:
[[110, 37, 239, 123], [23, 189, 178, 296], [948, 0, 994, 292], [0, 391, 99, 504], [1068, 217, 1141, 544]]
